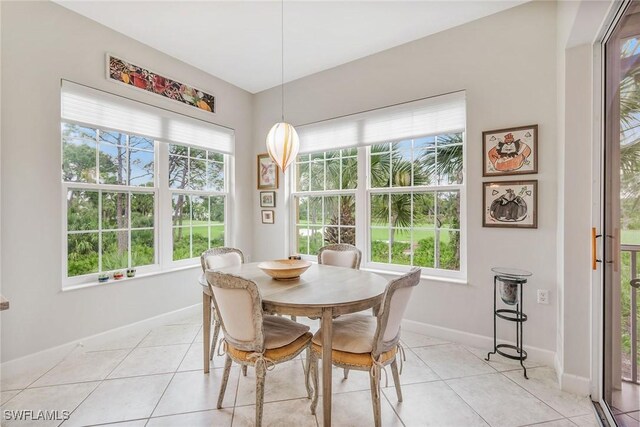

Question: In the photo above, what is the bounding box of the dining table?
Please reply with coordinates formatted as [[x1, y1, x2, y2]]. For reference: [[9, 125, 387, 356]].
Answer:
[[199, 262, 388, 427]]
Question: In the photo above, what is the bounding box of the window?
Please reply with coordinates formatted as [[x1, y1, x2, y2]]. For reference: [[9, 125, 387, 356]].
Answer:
[[293, 149, 357, 256], [63, 123, 157, 278], [61, 81, 233, 287], [169, 144, 226, 261], [291, 92, 465, 279], [368, 135, 462, 271]]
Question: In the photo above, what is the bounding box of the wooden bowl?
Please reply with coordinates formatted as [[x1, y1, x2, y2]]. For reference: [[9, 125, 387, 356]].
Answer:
[[257, 259, 312, 281]]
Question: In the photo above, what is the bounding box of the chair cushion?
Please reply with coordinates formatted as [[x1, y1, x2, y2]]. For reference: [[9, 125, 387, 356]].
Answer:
[[205, 252, 242, 270], [263, 315, 311, 349], [228, 332, 313, 363], [320, 250, 357, 268], [311, 313, 376, 353], [311, 342, 396, 368]]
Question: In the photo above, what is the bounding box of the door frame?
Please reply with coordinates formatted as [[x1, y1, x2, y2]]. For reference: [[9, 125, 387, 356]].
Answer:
[[591, 1, 633, 423]]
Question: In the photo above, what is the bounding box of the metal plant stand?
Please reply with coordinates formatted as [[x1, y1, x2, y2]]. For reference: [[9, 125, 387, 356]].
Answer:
[[486, 267, 532, 379]]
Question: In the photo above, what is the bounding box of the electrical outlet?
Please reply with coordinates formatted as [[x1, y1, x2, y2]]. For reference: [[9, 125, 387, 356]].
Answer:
[[537, 289, 549, 304]]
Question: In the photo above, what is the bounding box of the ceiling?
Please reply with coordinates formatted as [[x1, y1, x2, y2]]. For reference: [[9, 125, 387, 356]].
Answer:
[[55, 1, 528, 94]]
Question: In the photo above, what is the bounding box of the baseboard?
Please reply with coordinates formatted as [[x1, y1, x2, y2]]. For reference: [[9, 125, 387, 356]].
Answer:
[[552, 349, 591, 396], [1, 304, 200, 382], [401, 319, 556, 367]]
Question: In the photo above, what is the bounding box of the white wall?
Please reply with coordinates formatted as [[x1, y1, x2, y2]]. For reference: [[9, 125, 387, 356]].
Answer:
[[0, 1, 254, 362], [253, 1, 558, 354]]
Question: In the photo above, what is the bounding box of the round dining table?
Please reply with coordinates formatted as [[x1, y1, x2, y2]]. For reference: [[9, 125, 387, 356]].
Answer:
[[199, 262, 388, 427]]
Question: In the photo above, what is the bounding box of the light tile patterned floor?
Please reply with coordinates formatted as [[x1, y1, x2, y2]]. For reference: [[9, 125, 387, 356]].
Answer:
[[0, 313, 600, 427]]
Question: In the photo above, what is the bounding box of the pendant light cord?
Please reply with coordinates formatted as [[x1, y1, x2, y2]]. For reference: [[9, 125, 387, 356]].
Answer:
[[281, 0, 285, 122]]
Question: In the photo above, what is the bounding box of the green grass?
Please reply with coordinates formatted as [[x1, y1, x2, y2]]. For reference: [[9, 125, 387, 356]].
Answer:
[[622, 229, 640, 245]]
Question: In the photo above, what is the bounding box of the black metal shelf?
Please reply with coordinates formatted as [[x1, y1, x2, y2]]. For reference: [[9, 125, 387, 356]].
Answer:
[[486, 271, 530, 379]]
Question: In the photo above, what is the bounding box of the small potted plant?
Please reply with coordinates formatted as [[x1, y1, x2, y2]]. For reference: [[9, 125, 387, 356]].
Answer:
[[113, 271, 125, 280], [98, 273, 109, 283], [126, 268, 136, 278]]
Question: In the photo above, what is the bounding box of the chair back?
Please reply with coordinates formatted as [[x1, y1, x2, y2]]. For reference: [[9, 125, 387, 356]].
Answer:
[[200, 247, 244, 273], [317, 244, 362, 269], [372, 268, 421, 357], [205, 270, 265, 353]]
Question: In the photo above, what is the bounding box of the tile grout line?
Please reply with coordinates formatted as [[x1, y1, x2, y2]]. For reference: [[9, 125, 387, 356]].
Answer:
[[59, 329, 153, 426], [380, 386, 407, 427], [498, 369, 587, 420], [439, 377, 494, 426], [144, 327, 201, 426]]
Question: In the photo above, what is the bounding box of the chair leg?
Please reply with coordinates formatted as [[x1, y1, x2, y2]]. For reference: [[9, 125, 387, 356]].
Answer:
[[304, 347, 312, 399], [210, 320, 221, 360], [343, 368, 349, 379], [310, 352, 319, 415], [242, 364, 248, 376], [217, 354, 233, 409], [369, 372, 382, 427], [390, 359, 403, 402], [255, 361, 267, 427]]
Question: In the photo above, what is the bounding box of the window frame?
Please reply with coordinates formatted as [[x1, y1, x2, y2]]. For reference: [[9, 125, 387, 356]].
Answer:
[[289, 130, 466, 281], [61, 119, 232, 288]]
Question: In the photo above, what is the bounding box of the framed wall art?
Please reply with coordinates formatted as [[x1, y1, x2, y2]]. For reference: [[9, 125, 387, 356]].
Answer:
[[483, 180, 538, 229], [260, 191, 276, 208], [107, 54, 216, 114], [257, 153, 279, 190], [483, 124, 538, 176], [261, 210, 275, 224]]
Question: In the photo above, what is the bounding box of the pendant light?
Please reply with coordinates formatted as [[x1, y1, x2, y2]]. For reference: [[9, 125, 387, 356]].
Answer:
[[265, 0, 299, 173]]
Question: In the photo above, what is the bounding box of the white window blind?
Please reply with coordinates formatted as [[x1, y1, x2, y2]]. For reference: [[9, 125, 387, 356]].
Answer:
[[296, 91, 465, 154], [61, 80, 234, 154]]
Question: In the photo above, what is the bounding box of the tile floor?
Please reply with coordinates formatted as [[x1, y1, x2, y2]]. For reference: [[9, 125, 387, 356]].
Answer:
[[0, 312, 600, 427], [612, 381, 640, 427]]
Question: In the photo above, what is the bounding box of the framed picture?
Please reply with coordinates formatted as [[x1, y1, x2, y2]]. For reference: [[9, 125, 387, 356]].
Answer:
[[260, 191, 276, 208], [107, 54, 215, 114], [261, 210, 275, 224], [257, 153, 279, 189], [483, 124, 538, 176], [483, 180, 538, 229]]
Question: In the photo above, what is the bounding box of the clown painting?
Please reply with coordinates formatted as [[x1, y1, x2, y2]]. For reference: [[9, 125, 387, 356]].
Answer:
[[483, 125, 538, 176]]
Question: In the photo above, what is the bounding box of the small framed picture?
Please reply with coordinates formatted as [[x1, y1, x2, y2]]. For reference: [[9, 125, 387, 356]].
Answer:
[[261, 210, 275, 224], [260, 191, 276, 208], [483, 124, 538, 176], [257, 153, 279, 190], [483, 180, 538, 229]]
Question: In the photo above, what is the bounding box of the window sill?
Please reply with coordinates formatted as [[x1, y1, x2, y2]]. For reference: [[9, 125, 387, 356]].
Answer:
[[360, 266, 468, 285], [61, 264, 201, 293]]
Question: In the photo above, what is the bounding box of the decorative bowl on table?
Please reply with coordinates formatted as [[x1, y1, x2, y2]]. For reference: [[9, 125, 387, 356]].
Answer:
[[257, 259, 312, 280]]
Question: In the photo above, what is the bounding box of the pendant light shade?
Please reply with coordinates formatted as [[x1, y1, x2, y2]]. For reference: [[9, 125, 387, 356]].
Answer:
[[265, 0, 299, 173], [266, 122, 299, 172]]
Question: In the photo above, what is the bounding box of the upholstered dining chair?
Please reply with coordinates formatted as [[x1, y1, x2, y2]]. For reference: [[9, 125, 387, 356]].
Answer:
[[317, 243, 362, 269], [200, 247, 244, 360], [308, 268, 421, 427], [205, 270, 314, 427]]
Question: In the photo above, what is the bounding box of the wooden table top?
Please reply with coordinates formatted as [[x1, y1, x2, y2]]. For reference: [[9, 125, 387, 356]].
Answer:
[[201, 262, 388, 314]]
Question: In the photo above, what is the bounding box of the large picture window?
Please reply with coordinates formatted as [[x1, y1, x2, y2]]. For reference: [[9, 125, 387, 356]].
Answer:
[[61, 81, 234, 287], [291, 92, 465, 279]]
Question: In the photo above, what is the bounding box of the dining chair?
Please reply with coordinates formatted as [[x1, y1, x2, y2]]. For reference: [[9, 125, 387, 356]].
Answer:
[[205, 270, 314, 427], [200, 247, 244, 360], [308, 268, 421, 427], [317, 243, 362, 269], [315, 243, 364, 381]]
